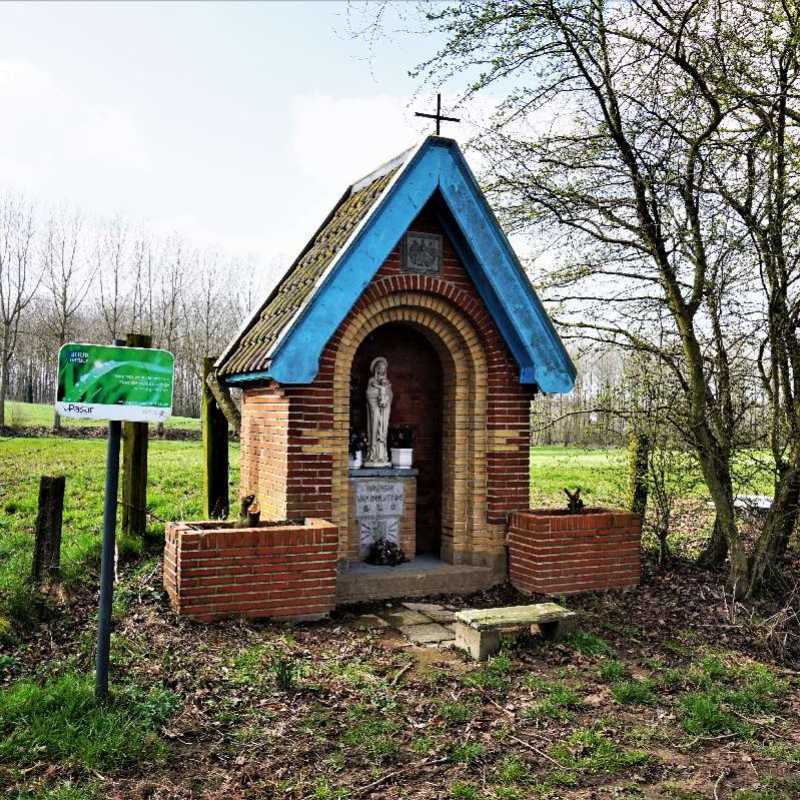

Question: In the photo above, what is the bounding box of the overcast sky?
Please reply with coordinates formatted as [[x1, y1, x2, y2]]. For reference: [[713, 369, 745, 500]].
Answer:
[[1, 1, 476, 285]]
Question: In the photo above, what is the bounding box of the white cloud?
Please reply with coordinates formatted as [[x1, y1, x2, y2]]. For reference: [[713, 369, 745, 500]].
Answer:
[[0, 59, 151, 193], [289, 93, 426, 189]]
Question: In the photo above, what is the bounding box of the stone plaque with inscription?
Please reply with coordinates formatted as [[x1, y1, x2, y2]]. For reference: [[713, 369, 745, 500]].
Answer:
[[355, 479, 405, 556]]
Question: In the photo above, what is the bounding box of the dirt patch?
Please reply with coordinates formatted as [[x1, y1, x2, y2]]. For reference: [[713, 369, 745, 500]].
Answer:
[[4, 551, 800, 799]]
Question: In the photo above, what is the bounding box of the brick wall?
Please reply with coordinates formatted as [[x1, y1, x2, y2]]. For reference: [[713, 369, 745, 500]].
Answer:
[[163, 518, 337, 622], [239, 196, 536, 568], [507, 509, 642, 595], [240, 385, 289, 520]]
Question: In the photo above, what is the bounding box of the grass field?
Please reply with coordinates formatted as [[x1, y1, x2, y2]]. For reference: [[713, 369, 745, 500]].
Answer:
[[530, 446, 628, 506], [530, 445, 776, 508], [2, 401, 200, 431], [0, 439, 778, 621], [0, 437, 239, 621]]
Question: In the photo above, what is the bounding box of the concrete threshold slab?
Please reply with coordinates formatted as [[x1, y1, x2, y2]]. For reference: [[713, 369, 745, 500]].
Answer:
[[336, 556, 499, 605]]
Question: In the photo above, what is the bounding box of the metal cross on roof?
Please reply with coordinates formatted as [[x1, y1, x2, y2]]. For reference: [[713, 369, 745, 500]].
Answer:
[[415, 93, 460, 136]]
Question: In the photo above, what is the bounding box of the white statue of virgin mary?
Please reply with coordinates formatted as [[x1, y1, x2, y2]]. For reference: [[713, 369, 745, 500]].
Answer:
[[365, 356, 392, 466]]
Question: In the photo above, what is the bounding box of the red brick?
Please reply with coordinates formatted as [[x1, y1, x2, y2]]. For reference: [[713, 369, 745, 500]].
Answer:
[[508, 509, 641, 595], [163, 519, 337, 622]]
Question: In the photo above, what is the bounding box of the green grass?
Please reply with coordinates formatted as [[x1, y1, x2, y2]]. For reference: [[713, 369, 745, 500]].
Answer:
[[450, 782, 480, 800], [529, 445, 775, 506], [436, 700, 478, 724], [451, 741, 485, 764], [3, 400, 200, 431], [13, 785, 97, 800], [524, 677, 585, 721], [0, 672, 178, 770], [0, 436, 239, 622], [461, 652, 513, 690], [678, 657, 787, 738], [530, 446, 628, 506], [566, 631, 614, 657], [341, 707, 401, 759], [550, 728, 650, 774], [611, 679, 657, 706], [598, 658, 628, 682]]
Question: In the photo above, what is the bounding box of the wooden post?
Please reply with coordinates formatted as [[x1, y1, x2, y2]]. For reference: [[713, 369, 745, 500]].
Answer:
[[203, 357, 229, 519], [32, 475, 65, 586], [122, 333, 151, 536]]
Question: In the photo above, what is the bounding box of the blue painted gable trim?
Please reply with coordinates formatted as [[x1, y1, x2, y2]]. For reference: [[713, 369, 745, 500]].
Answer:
[[260, 138, 575, 393]]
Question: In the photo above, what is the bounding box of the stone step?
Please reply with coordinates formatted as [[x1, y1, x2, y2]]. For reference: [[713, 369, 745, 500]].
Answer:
[[336, 558, 498, 604]]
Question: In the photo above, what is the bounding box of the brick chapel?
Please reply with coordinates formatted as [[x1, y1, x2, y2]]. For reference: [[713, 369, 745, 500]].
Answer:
[[214, 136, 575, 604]]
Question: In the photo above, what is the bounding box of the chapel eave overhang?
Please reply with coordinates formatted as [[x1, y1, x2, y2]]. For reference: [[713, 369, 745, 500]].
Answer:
[[218, 136, 576, 394]]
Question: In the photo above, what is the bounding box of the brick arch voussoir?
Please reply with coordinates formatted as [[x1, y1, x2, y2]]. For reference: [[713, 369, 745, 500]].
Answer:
[[357, 276, 498, 355]]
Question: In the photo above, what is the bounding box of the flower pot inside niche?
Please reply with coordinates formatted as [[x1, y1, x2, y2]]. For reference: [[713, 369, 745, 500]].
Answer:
[[389, 425, 414, 469], [348, 430, 367, 470], [391, 447, 413, 469]]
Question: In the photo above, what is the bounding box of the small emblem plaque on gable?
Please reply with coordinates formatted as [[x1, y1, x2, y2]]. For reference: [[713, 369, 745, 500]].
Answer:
[[402, 232, 442, 275]]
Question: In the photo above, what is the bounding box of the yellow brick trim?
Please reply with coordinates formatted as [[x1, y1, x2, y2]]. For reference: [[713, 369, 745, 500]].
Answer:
[[488, 429, 527, 453], [330, 292, 488, 563], [300, 429, 337, 454]]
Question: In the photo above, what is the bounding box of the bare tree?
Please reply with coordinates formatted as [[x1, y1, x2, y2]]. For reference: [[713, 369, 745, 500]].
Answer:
[[41, 205, 95, 430], [129, 229, 155, 336], [398, 0, 797, 595], [0, 193, 37, 428], [96, 214, 128, 341]]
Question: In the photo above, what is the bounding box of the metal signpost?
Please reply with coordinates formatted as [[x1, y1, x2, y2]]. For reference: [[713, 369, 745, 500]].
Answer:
[[56, 342, 175, 700]]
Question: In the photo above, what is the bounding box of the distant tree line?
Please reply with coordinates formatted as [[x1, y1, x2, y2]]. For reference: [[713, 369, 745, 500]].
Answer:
[[532, 348, 773, 450], [0, 193, 270, 427]]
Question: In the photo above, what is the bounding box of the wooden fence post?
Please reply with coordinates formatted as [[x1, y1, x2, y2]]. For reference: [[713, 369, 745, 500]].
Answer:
[[32, 475, 65, 587], [203, 357, 229, 518], [122, 333, 152, 536]]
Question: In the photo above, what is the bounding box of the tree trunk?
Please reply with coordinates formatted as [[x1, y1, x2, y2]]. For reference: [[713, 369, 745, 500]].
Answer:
[[627, 431, 650, 516], [0, 334, 8, 428], [205, 368, 240, 432], [747, 466, 800, 597], [698, 513, 729, 568], [696, 449, 747, 595], [203, 357, 229, 519]]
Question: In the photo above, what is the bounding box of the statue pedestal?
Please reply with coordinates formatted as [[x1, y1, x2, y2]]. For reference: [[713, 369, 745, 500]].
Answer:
[[348, 468, 418, 561]]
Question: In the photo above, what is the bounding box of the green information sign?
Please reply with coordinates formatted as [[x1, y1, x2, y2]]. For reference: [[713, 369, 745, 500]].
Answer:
[[57, 343, 175, 422]]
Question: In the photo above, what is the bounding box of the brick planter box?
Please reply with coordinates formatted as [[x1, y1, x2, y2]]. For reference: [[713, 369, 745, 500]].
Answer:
[[507, 508, 642, 596], [163, 518, 338, 622]]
